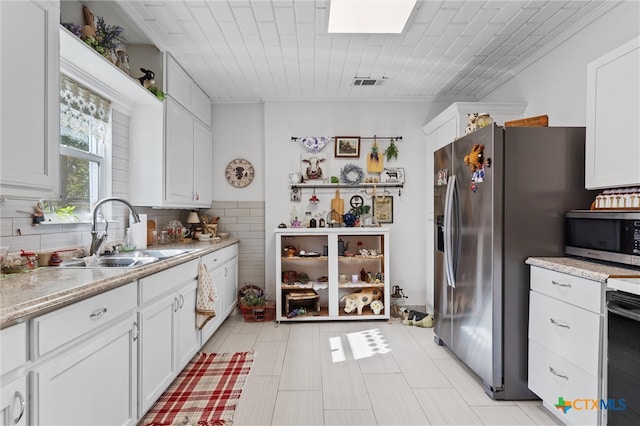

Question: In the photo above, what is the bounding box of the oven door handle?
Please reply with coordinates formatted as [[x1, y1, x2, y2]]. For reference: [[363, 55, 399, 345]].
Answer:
[[607, 301, 640, 322]]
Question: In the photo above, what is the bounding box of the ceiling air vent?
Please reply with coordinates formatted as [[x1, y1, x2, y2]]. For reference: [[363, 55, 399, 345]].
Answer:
[[352, 76, 388, 86]]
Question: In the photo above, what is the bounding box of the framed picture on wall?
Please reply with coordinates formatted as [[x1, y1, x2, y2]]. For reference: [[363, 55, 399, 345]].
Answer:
[[334, 136, 360, 158], [373, 196, 393, 223]]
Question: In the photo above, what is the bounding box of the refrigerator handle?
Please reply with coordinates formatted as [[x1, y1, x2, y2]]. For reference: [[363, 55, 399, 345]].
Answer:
[[444, 175, 456, 288]]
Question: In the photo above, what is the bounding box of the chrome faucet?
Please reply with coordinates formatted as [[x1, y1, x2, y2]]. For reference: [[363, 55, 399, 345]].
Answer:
[[90, 197, 141, 256]]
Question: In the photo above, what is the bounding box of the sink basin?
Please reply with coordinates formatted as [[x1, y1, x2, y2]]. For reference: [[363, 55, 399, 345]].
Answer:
[[125, 249, 197, 259], [60, 256, 160, 269]]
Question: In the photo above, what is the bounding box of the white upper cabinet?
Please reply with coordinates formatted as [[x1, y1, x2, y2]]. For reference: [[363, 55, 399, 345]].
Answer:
[[586, 37, 640, 189], [0, 1, 60, 200], [165, 54, 212, 127], [130, 54, 212, 208]]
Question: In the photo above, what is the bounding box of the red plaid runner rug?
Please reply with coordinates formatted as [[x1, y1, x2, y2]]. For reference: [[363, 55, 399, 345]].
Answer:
[[142, 352, 254, 426]]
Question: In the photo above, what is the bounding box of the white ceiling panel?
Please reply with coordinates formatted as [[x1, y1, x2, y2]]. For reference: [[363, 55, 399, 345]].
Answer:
[[100, 0, 620, 101]]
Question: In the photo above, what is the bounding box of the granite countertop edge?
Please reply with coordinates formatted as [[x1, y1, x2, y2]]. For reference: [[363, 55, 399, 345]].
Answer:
[[526, 256, 640, 282], [0, 239, 238, 328]]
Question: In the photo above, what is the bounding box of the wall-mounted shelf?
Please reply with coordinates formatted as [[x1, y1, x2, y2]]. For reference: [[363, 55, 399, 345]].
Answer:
[[290, 183, 403, 190], [291, 182, 403, 197]]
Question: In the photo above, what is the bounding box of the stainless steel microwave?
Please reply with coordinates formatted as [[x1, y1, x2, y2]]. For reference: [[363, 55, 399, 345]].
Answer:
[[565, 210, 640, 267]]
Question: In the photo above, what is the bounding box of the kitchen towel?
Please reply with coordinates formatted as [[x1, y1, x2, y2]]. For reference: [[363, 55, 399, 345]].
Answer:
[[196, 262, 218, 329], [297, 136, 330, 153]]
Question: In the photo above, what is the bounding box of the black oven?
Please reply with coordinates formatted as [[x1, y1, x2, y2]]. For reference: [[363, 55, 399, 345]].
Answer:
[[607, 290, 640, 424], [565, 211, 640, 267]]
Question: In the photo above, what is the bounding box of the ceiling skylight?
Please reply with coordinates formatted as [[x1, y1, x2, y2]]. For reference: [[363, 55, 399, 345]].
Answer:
[[328, 0, 417, 34]]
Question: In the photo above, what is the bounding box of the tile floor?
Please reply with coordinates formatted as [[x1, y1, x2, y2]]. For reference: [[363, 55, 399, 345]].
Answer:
[[201, 314, 563, 426]]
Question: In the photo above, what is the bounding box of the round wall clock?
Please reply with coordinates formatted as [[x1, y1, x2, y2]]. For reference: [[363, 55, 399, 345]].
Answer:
[[225, 159, 255, 188]]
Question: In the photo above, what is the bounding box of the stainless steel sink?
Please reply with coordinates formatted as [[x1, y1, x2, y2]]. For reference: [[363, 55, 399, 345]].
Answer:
[[120, 248, 196, 259], [60, 256, 160, 269], [59, 248, 196, 269]]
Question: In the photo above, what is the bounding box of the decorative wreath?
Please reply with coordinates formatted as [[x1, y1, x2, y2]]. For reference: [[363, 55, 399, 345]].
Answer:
[[340, 163, 364, 185]]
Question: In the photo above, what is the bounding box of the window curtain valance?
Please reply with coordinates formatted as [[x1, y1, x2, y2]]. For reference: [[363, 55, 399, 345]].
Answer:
[[60, 74, 111, 141]]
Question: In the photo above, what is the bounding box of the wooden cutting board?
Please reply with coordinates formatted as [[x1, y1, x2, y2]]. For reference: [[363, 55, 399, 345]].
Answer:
[[331, 189, 344, 217], [146, 220, 156, 246], [504, 115, 549, 127]]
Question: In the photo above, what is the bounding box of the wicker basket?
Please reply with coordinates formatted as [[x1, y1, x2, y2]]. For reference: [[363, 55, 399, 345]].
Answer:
[[239, 301, 275, 322], [238, 284, 274, 322]]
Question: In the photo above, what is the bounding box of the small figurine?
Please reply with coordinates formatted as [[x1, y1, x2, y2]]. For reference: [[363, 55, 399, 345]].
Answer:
[[138, 68, 156, 88]]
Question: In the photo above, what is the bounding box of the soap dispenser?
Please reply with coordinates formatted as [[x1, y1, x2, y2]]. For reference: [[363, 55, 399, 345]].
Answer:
[[123, 228, 136, 251]]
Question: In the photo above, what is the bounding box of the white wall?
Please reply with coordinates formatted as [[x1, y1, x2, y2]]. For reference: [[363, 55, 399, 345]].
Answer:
[[211, 103, 265, 201], [263, 100, 432, 305], [482, 1, 640, 124]]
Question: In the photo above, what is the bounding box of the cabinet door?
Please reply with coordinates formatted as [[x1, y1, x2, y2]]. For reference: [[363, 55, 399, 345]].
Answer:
[[191, 85, 212, 127], [138, 292, 176, 415], [223, 257, 239, 318], [165, 98, 195, 205], [32, 318, 137, 426], [586, 37, 640, 189], [175, 280, 200, 371], [193, 120, 212, 206], [165, 54, 191, 110], [0, 0, 59, 199], [200, 263, 225, 345], [0, 375, 27, 426]]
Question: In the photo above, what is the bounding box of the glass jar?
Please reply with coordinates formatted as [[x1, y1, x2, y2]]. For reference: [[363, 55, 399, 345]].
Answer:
[[476, 113, 493, 129], [303, 211, 312, 228]]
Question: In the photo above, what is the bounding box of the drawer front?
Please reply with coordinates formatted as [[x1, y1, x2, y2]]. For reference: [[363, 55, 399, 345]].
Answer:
[[0, 322, 27, 375], [223, 243, 238, 262], [202, 249, 223, 271], [530, 266, 603, 313], [32, 282, 136, 358], [529, 340, 599, 426], [139, 259, 199, 304], [529, 291, 601, 374]]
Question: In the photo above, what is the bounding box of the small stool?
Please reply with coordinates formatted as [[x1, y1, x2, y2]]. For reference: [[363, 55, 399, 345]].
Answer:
[[285, 289, 320, 314]]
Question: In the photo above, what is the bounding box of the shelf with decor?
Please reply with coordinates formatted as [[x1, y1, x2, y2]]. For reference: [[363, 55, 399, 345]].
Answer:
[[275, 228, 390, 322], [290, 183, 403, 190]]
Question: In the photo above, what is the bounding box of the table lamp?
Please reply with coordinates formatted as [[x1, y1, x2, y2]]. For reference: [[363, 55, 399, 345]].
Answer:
[[186, 211, 200, 234]]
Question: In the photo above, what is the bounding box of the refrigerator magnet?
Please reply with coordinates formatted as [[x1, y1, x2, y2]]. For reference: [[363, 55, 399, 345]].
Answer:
[[472, 168, 484, 183]]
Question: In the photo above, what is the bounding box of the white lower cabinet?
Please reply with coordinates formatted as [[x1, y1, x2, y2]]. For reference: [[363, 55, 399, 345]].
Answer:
[[31, 311, 138, 425], [6, 245, 239, 424], [222, 245, 239, 318], [28, 281, 138, 425], [138, 259, 200, 416], [528, 266, 605, 425], [200, 244, 239, 344]]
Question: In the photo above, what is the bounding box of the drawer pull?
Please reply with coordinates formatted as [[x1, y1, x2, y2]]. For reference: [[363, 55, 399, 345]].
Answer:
[[89, 308, 108, 319], [549, 366, 569, 380], [179, 294, 185, 309], [551, 280, 571, 288], [550, 318, 570, 329], [14, 390, 25, 423], [174, 297, 180, 313]]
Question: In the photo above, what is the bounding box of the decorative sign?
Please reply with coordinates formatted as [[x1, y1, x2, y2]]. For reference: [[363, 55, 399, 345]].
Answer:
[[380, 168, 405, 183]]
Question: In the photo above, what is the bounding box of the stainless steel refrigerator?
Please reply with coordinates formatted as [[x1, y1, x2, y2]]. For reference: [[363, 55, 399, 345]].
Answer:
[[433, 125, 595, 400]]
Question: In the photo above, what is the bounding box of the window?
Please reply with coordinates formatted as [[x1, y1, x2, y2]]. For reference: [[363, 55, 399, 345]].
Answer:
[[52, 75, 111, 222]]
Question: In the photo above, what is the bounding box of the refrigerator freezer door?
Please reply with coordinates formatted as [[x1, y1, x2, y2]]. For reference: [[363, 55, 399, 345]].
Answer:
[[434, 144, 453, 347], [451, 126, 503, 391]]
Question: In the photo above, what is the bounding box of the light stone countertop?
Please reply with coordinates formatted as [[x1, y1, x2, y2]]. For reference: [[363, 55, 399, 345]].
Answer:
[[526, 256, 640, 282], [0, 239, 238, 328]]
